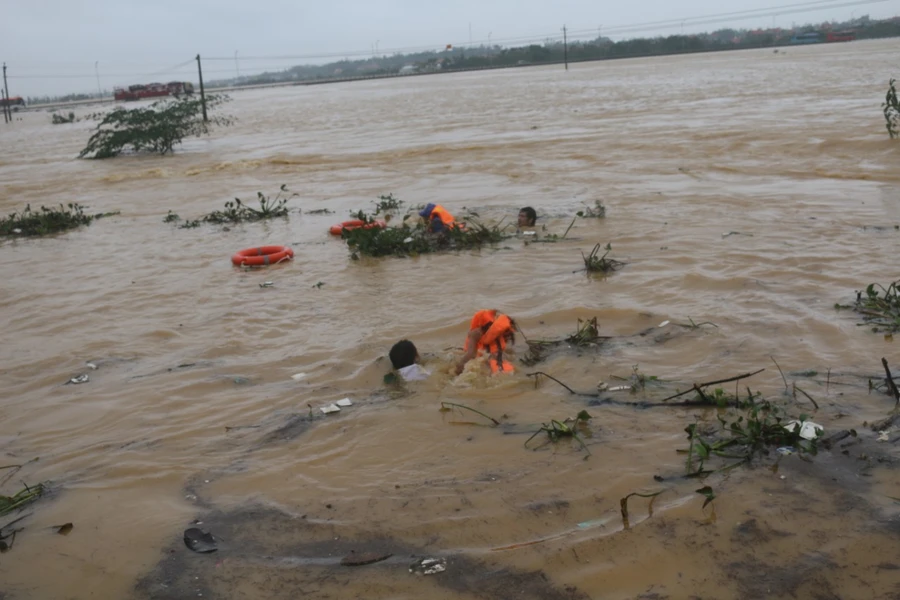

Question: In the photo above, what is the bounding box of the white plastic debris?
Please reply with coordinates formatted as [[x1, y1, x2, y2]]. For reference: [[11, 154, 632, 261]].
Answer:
[[259, 281, 275, 288], [291, 372, 307, 381], [409, 557, 446, 575], [523, 231, 537, 236], [336, 398, 353, 407], [877, 430, 891, 442], [608, 385, 631, 392], [86, 362, 98, 370], [596, 381, 609, 391], [784, 420, 823, 441], [658, 320, 670, 328], [403, 237, 414, 243], [66, 374, 90, 385], [321, 404, 341, 414]]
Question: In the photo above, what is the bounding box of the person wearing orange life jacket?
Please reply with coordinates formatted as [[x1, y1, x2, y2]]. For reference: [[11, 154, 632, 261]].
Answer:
[[455, 309, 518, 375], [419, 203, 457, 233]]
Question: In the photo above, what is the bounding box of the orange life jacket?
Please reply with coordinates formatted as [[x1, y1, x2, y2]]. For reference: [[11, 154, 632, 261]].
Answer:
[[429, 205, 456, 230], [465, 310, 516, 373]]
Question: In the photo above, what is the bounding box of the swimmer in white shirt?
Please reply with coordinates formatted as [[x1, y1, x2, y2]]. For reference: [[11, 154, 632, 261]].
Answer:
[[389, 339, 431, 382]]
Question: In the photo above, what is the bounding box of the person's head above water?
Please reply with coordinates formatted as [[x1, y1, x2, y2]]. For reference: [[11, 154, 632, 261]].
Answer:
[[389, 339, 418, 370], [518, 206, 537, 227], [419, 203, 437, 219]]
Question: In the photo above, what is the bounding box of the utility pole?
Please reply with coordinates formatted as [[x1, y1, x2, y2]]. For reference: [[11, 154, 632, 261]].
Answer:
[[469, 22, 472, 45], [196, 54, 208, 123], [2, 63, 10, 124], [488, 32, 492, 65], [562, 25, 568, 71], [234, 50, 240, 78], [95, 61, 102, 98]]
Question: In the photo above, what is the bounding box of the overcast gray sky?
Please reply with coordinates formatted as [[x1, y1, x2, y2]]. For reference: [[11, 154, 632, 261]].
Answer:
[[3, 0, 899, 96]]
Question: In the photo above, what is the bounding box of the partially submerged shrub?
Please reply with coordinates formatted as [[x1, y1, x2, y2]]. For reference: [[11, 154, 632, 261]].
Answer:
[[78, 94, 232, 159], [51, 112, 76, 124], [581, 243, 625, 273], [884, 78, 899, 139], [165, 185, 296, 228], [1, 203, 100, 237], [373, 193, 404, 214], [342, 201, 510, 258], [577, 200, 606, 218], [836, 280, 900, 333]]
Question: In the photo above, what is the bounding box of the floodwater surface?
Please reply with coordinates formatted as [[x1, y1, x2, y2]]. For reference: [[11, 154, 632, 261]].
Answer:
[[1, 39, 899, 599]]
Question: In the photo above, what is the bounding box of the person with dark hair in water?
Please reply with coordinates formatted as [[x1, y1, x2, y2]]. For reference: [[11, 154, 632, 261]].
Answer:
[[517, 207, 537, 228], [389, 339, 430, 381]]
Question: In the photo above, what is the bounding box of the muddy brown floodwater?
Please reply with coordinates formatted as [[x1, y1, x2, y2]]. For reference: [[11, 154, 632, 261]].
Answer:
[[2, 39, 900, 600]]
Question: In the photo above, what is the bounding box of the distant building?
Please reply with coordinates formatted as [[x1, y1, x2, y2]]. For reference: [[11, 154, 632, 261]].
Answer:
[[399, 65, 416, 75]]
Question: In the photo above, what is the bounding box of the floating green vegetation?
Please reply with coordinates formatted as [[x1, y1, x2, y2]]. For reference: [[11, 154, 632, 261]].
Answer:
[[0, 482, 45, 517], [580, 243, 625, 274], [576, 200, 606, 218], [682, 396, 820, 477], [525, 410, 593, 459], [373, 193, 404, 214], [609, 364, 661, 393], [835, 280, 900, 333], [342, 203, 510, 259], [0, 203, 118, 237], [165, 185, 296, 228], [78, 94, 232, 159], [884, 78, 899, 139], [523, 317, 608, 366]]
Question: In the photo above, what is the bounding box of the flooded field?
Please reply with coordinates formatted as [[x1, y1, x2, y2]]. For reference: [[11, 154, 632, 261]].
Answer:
[[1, 39, 899, 599]]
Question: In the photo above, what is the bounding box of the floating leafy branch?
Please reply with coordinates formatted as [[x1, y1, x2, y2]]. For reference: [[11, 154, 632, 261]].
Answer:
[[0, 483, 45, 517], [439, 402, 500, 426], [884, 78, 899, 139], [523, 317, 608, 366], [580, 243, 625, 274], [78, 94, 232, 159], [0, 203, 117, 237], [166, 185, 296, 227], [836, 281, 900, 333], [524, 410, 593, 459], [576, 200, 606, 218], [373, 193, 404, 214], [682, 397, 819, 477]]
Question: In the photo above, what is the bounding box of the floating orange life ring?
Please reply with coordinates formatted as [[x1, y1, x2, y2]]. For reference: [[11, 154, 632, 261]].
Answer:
[[328, 220, 387, 236], [231, 245, 294, 267]]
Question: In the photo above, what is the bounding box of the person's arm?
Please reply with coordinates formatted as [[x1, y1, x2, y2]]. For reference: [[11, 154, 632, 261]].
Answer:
[[455, 328, 482, 375]]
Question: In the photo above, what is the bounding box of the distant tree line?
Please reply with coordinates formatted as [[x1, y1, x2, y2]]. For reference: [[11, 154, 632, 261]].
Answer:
[[211, 15, 900, 88]]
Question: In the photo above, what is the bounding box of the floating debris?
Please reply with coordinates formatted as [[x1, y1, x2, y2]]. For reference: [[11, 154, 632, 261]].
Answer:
[[66, 374, 90, 385], [183, 528, 217, 553], [340, 551, 393, 566], [320, 404, 341, 415], [409, 557, 446, 575], [259, 281, 274, 288], [85, 363, 98, 370], [291, 372, 307, 381], [336, 398, 353, 407], [608, 385, 631, 392], [658, 320, 670, 328], [784, 420, 823, 441], [776, 447, 796, 456], [53, 523, 74, 535]]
